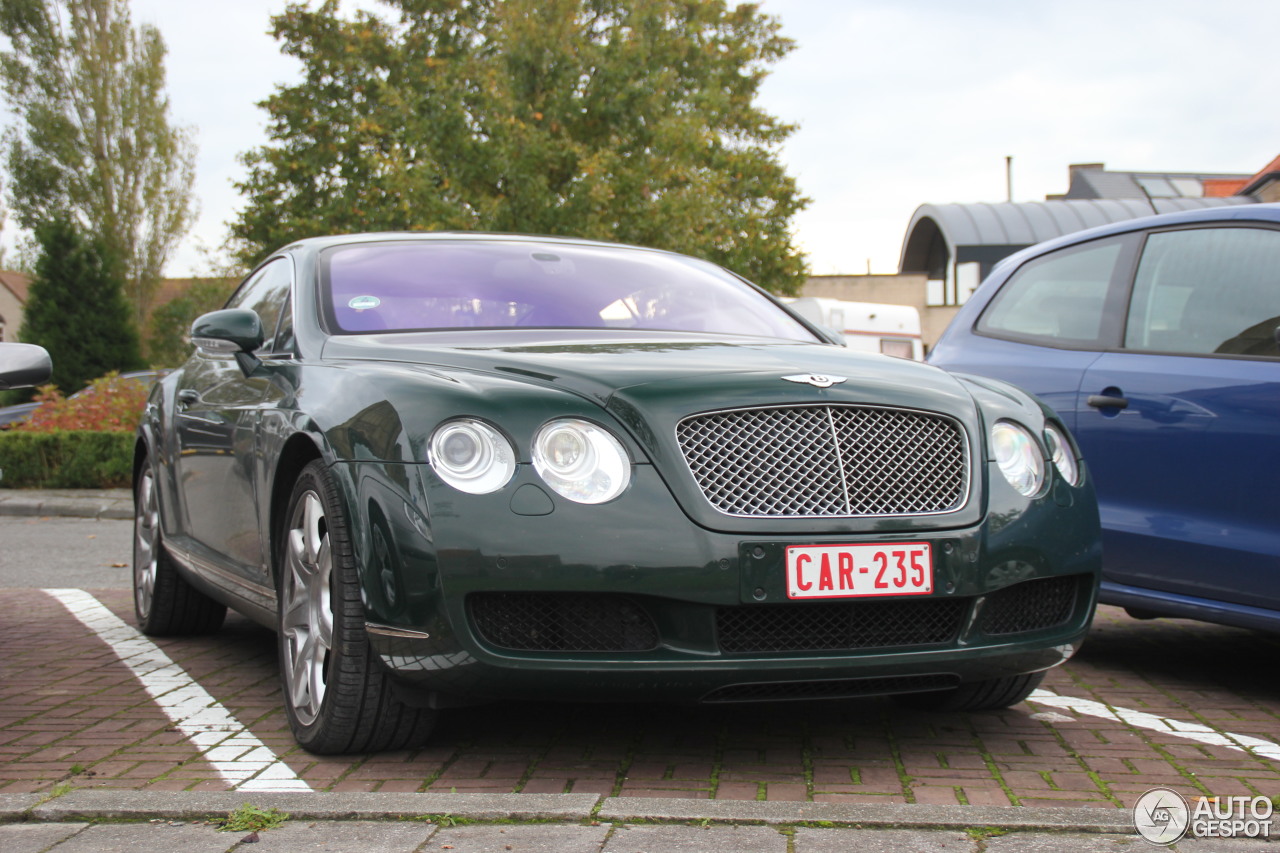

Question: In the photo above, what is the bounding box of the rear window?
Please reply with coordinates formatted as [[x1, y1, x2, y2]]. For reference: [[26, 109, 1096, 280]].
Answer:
[[321, 241, 817, 342]]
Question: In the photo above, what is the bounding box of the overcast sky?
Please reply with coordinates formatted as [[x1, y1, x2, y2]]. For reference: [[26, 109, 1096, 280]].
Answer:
[[120, 0, 1280, 278]]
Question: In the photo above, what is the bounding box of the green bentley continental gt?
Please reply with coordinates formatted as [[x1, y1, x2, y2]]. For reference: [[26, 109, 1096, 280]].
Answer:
[[133, 233, 1101, 754]]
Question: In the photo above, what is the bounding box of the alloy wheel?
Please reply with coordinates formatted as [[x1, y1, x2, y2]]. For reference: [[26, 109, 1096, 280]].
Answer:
[[281, 490, 334, 726], [133, 468, 159, 619]]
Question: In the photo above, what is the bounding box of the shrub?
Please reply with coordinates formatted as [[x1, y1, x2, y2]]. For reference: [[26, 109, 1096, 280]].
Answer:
[[18, 372, 151, 433], [0, 431, 134, 488]]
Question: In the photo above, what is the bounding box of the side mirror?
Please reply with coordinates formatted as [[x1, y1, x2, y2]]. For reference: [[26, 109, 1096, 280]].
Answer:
[[0, 342, 53, 390], [191, 309, 265, 354]]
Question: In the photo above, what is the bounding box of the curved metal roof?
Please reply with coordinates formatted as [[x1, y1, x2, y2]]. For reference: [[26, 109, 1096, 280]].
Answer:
[[899, 197, 1254, 273]]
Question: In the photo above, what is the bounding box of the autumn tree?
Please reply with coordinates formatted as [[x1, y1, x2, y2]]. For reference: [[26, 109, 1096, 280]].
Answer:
[[233, 0, 809, 292], [0, 0, 197, 331], [19, 217, 143, 394]]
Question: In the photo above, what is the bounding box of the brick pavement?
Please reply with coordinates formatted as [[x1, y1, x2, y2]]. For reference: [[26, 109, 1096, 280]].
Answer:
[[2, 588, 1278, 812]]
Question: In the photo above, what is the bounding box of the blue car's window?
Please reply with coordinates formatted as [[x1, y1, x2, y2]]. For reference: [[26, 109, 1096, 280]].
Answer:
[[321, 241, 818, 342], [1125, 227, 1280, 358], [977, 239, 1124, 346]]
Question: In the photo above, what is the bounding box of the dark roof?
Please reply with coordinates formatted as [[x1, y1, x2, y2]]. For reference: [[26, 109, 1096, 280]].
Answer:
[[899, 197, 1253, 274], [1050, 164, 1252, 201]]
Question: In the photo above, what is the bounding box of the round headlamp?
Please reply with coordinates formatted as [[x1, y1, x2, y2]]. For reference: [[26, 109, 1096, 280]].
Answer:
[[991, 421, 1044, 497], [1044, 423, 1080, 487], [428, 419, 516, 494], [532, 418, 631, 504]]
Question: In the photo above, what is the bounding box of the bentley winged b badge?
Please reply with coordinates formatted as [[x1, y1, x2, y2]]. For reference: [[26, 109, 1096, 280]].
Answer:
[[782, 373, 848, 389]]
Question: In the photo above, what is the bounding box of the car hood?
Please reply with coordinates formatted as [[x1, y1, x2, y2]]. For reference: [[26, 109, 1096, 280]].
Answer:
[[322, 330, 987, 535], [322, 329, 970, 411]]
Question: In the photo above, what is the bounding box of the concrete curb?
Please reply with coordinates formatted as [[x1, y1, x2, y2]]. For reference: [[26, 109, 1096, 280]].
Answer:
[[0, 791, 1139, 835], [0, 489, 132, 519], [597, 797, 1137, 833]]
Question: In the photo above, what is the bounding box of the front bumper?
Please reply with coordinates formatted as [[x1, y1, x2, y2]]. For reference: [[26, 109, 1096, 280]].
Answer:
[[369, 576, 1094, 706], [345, 463, 1101, 706]]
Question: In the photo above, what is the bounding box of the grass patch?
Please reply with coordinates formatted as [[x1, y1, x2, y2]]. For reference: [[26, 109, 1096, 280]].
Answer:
[[218, 803, 289, 833]]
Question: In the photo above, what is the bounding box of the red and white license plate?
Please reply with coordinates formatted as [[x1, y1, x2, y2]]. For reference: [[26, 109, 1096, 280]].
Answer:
[[785, 543, 933, 600]]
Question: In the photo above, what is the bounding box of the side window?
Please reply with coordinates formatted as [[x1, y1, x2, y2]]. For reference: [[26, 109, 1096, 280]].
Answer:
[[272, 295, 295, 355], [977, 238, 1124, 347], [1125, 227, 1280, 358], [225, 259, 293, 353]]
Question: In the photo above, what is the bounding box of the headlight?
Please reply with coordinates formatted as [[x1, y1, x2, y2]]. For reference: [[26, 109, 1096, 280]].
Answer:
[[428, 419, 516, 494], [1044, 423, 1080, 487], [532, 418, 631, 504], [991, 421, 1044, 497]]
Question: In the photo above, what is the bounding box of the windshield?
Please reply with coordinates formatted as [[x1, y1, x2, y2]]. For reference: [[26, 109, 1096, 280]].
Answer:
[[321, 240, 818, 342]]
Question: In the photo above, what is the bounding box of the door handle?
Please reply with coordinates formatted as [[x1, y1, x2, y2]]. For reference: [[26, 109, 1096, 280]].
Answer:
[[1087, 394, 1128, 410]]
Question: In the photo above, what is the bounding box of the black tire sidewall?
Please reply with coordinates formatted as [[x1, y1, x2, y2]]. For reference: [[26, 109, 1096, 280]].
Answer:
[[276, 459, 370, 752]]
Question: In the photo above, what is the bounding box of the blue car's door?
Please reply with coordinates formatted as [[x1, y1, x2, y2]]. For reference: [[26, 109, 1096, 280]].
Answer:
[[1075, 225, 1280, 612], [1076, 353, 1280, 610]]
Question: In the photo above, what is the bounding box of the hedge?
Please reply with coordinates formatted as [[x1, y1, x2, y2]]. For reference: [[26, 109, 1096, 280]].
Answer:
[[0, 430, 134, 489]]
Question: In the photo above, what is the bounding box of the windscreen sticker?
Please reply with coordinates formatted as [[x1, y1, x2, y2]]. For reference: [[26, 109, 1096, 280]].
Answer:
[[348, 295, 381, 310]]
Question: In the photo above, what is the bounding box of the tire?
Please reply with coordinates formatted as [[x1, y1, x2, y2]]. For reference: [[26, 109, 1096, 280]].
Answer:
[[277, 459, 438, 754], [133, 456, 227, 636], [893, 671, 1045, 712]]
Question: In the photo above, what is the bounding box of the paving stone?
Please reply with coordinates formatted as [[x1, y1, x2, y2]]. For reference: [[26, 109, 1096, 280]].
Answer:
[[34, 821, 238, 852], [603, 823, 787, 853], [0, 822, 90, 853], [1174, 834, 1278, 851], [794, 827, 976, 852], [986, 831, 1159, 851], [229, 819, 436, 851], [984, 831, 1162, 851], [430, 823, 610, 852]]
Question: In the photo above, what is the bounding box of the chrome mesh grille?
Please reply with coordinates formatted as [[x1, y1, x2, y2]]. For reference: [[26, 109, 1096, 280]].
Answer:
[[676, 405, 968, 517]]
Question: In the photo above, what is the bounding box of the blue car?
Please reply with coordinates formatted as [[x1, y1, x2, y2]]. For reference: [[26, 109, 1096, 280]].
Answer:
[[929, 203, 1280, 633]]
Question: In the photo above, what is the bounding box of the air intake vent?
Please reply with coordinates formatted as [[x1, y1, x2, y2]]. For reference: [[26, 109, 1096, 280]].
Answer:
[[981, 575, 1081, 635], [717, 597, 968, 653], [469, 592, 659, 652]]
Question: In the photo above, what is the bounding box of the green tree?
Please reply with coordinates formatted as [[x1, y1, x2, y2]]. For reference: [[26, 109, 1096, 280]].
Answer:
[[0, 0, 197, 331], [146, 276, 237, 367], [18, 217, 143, 394], [233, 0, 809, 293]]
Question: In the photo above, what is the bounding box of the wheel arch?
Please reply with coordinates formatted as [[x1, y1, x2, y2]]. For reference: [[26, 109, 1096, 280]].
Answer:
[[268, 432, 326, 583], [132, 425, 157, 493]]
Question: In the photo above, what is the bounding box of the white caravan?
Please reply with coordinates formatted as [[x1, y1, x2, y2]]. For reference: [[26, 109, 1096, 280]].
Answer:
[[785, 297, 924, 360]]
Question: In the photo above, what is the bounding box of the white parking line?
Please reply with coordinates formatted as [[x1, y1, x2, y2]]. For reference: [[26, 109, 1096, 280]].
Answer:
[[44, 588, 312, 792], [1030, 688, 1280, 762]]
